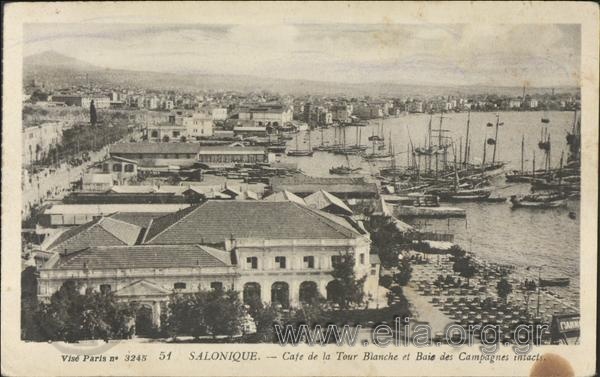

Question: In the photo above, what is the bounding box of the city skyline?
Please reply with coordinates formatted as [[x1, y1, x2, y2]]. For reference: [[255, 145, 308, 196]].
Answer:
[[24, 23, 581, 88]]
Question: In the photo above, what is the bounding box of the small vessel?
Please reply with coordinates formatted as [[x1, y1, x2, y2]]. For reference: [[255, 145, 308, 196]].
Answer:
[[438, 188, 492, 202], [368, 118, 385, 141], [287, 150, 314, 157], [483, 196, 507, 203], [539, 277, 569, 287], [509, 192, 567, 208], [287, 130, 314, 157], [364, 128, 392, 160], [329, 166, 354, 175], [330, 154, 360, 175]]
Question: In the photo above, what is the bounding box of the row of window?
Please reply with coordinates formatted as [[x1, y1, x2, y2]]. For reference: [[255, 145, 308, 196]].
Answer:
[[99, 281, 224, 294], [103, 163, 135, 173], [245, 254, 365, 269], [150, 130, 182, 138]]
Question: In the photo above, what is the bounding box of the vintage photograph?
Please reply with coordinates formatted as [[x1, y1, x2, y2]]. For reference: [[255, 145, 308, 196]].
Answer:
[[3, 2, 598, 376]]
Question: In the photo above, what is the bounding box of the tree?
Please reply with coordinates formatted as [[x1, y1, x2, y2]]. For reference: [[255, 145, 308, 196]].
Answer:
[[33, 280, 135, 342], [21, 267, 43, 340], [379, 275, 393, 289], [448, 245, 467, 261], [247, 301, 279, 343], [368, 220, 410, 269], [164, 288, 244, 340], [393, 255, 412, 286], [452, 256, 477, 287], [90, 100, 97, 126], [163, 292, 208, 339], [496, 277, 513, 303], [329, 254, 366, 309], [203, 289, 244, 339]]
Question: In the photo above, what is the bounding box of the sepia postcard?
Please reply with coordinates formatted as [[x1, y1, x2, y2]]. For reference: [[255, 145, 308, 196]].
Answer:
[[2, 2, 598, 376]]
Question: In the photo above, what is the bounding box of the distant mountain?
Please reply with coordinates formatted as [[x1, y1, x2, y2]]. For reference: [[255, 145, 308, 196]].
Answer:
[[24, 51, 99, 71], [23, 51, 579, 97]]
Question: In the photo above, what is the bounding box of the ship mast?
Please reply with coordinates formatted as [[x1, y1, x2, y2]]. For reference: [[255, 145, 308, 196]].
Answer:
[[428, 114, 433, 173], [464, 110, 471, 166], [491, 113, 500, 165], [521, 135, 525, 174]]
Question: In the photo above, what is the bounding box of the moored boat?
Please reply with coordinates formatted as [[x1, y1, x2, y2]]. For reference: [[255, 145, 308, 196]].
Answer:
[[329, 166, 360, 175], [539, 277, 570, 287], [286, 150, 314, 157], [509, 192, 567, 208]]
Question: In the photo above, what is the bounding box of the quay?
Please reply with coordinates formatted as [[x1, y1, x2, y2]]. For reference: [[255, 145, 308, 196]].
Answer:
[[393, 205, 466, 218]]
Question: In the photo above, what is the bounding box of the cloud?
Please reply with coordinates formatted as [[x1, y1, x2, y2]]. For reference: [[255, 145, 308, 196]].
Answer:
[[23, 23, 580, 87]]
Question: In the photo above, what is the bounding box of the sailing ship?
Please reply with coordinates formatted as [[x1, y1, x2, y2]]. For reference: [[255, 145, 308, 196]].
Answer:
[[509, 143, 568, 208], [329, 154, 361, 175], [287, 130, 314, 157], [363, 129, 392, 160], [332, 125, 367, 155], [482, 114, 506, 173], [425, 155, 491, 202], [505, 135, 541, 182], [368, 119, 385, 142], [379, 143, 408, 178]]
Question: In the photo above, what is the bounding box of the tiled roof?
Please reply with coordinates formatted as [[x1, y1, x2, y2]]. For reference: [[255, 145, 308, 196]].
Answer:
[[52, 244, 233, 270], [144, 201, 360, 245], [142, 205, 199, 243], [263, 190, 306, 205], [304, 190, 353, 215], [110, 142, 202, 155], [108, 212, 168, 229], [46, 217, 142, 253]]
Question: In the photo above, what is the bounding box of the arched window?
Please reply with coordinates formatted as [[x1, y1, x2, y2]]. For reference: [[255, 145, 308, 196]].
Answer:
[[243, 282, 261, 305], [299, 281, 319, 304], [271, 282, 289, 308]]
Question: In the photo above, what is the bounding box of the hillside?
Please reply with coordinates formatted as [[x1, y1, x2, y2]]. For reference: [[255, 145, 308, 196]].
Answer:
[[23, 51, 579, 97]]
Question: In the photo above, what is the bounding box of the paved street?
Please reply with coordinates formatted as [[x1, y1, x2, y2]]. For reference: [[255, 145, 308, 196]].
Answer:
[[22, 146, 110, 219]]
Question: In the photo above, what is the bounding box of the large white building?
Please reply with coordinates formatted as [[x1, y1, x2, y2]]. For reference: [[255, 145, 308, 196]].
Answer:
[[38, 201, 377, 327], [182, 111, 214, 138], [22, 121, 68, 166], [82, 97, 111, 109], [238, 104, 293, 127]]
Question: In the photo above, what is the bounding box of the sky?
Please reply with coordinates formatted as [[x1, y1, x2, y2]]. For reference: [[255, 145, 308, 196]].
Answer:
[[24, 23, 581, 87]]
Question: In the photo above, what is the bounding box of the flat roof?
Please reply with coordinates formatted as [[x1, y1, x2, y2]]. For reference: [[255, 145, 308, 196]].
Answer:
[[198, 146, 266, 155], [43, 203, 190, 215], [110, 142, 202, 155]]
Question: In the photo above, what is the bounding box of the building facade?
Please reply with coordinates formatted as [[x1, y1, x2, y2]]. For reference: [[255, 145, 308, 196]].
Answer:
[[38, 201, 376, 326], [22, 121, 67, 166]]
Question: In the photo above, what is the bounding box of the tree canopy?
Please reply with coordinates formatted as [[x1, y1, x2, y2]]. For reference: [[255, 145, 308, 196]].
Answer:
[[33, 280, 135, 342], [329, 254, 366, 309]]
